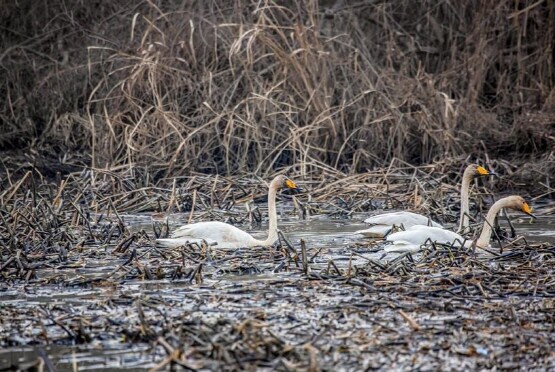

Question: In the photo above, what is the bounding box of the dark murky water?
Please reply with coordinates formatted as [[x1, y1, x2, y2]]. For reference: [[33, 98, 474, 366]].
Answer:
[[1, 205, 553, 370]]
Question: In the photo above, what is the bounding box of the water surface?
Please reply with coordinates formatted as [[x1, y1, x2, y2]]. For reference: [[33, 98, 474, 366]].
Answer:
[[1, 206, 553, 370]]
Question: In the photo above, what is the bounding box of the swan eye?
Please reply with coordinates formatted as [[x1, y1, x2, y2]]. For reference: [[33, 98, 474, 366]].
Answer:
[[522, 202, 532, 214], [284, 179, 297, 189], [476, 166, 489, 176]]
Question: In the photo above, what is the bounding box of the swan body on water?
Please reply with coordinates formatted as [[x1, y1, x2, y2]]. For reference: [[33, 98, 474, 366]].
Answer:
[[356, 164, 493, 238], [384, 195, 535, 253], [358, 211, 443, 238], [156, 175, 300, 249]]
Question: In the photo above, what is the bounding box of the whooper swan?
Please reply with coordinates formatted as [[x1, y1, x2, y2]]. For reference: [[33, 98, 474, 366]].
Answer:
[[356, 164, 493, 238], [384, 195, 535, 253], [156, 175, 301, 249]]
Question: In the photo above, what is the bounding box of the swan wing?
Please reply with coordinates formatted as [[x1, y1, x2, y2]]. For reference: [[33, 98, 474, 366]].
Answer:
[[364, 211, 442, 229], [159, 221, 255, 249], [386, 226, 464, 247], [384, 242, 421, 253], [355, 225, 392, 238]]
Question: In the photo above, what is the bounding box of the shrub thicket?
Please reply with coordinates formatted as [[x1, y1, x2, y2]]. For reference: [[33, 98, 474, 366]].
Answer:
[[1, 0, 554, 178]]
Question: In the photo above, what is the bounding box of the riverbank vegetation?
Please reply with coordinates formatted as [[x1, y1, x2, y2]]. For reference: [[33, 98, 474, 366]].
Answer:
[[1, 0, 553, 183]]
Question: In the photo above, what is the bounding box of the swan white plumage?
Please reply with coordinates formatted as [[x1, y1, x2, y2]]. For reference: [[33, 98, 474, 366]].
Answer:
[[457, 164, 492, 233], [384, 195, 535, 252], [356, 164, 492, 238], [357, 211, 443, 238], [156, 175, 300, 249]]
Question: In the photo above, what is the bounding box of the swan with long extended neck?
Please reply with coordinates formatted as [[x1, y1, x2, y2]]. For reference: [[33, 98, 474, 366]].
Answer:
[[384, 195, 535, 253], [457, 164, 492, 233], [156, 175, 300, 249], [356, 164, 493, 238]]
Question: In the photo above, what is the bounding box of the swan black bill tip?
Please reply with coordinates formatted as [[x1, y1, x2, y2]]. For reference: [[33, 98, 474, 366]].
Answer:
[[522, 203, 536, 219], [282, 186, 303, 196], [476, 166, 496, 177], [284, 179, 302, 193]]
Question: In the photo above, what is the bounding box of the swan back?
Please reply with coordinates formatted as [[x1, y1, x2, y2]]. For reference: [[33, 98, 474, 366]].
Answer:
[[385, 225, 466, 252], [364, 211, 442, 227], [173, 221, 254, 243], [358, 211, 442, 238], [155, 221, 257, 249]]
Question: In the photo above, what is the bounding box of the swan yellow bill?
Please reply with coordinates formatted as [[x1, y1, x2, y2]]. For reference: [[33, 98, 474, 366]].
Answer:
[[522, 202, 536, 218], [284, 179, 298, 189], [476, 166, 490, 176]]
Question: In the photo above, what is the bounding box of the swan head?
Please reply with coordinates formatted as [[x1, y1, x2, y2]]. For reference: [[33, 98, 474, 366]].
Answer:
[[504, 195, 536, 218], [272, 175, 302, 193], [466, 164, 496, 178]]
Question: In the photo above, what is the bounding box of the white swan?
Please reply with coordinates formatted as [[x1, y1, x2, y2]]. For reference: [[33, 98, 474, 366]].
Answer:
[[356, 164, 492, 238], [156, 175, 300, 249], [357, 211, 444, 238], [384, 195, 535, 253], [457, 164, 492, 233]]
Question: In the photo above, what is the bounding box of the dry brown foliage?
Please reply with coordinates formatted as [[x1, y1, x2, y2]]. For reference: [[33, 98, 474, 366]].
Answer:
[[1, 0, 554, 178]]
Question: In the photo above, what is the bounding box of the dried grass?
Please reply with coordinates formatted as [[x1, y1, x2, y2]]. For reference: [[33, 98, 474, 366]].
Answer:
[[0, 0, 554, 179]]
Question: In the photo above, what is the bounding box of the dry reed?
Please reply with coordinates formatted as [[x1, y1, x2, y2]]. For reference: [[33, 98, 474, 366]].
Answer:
[[0, 1, 553, 181]]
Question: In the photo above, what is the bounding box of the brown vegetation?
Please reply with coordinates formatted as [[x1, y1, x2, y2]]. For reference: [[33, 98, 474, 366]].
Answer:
[[1, 3, 554, 368], [1, 0, 554, 180]]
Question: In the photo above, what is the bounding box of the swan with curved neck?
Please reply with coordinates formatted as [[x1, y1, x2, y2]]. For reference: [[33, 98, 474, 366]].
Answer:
[[458, 164, 491, 233], [384, 195, 535, 253], [356, 164, 493, 238], [156, 175, 300, 249]]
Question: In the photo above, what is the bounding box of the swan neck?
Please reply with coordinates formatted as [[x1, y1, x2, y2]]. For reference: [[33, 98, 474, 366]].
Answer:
[[476, 199, 505, 248], [252, 182, 279, 246], [458, 171, 472, 232]]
